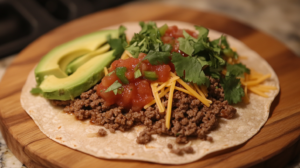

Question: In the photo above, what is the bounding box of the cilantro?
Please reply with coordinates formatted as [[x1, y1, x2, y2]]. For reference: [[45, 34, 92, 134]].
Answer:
[[126, 22, 167, 58], [178, 37, 194, 56], [107, 71, 114, 76], [162, 44, 172, 52], [172, 52, 209, 86], [134, 69, 142, 78], [143, 50, 171, 65], [221, 75, 244, 104], [195, 26, 209, 38], [226, 63, 250, 77], [116, 67, 129, 84], [105, 80, 122, 95], [30, 87, 42, 95], [175, 133, 181, 136], [107, 26, 127, 59]]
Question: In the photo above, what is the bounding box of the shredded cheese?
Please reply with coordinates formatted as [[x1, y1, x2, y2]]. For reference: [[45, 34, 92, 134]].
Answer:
[[157, 76, 179, 91], [193, 83, 205, 98], [174, 86, 190, 95], [200, 85, 208, 97], [248, 87, 268, 97], [150, 83, 165, 112], [242, 74, 271, 86], [171, 72, 211, 107], [166, 81, 176, 129], [144, 88, 170, 109], [125, 50, 133, 58], [104, 67, 108, 76]]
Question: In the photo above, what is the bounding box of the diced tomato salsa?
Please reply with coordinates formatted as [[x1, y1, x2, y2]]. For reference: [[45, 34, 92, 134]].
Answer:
[[97, 54, 171, 111], [97, 25, 197, 111]]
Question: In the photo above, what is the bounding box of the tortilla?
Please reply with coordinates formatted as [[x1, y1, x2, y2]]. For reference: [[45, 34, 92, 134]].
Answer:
[[20, 21, 279, 164]]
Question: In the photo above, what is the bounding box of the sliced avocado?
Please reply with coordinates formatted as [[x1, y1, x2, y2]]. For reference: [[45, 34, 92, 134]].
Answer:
[[39, 50, 115, 100], [34, 29, 119, 85], [66, 43, 111, 75]]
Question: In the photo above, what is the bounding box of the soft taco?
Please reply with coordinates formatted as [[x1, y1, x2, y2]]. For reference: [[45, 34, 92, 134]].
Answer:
[[20, 21, 279, 164]]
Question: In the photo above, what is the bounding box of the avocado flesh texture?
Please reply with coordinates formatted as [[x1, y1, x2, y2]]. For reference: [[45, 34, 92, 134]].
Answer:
[[34, 29, 119, 85], [66, 43, 111, 75], [40, 50, 115, 100]]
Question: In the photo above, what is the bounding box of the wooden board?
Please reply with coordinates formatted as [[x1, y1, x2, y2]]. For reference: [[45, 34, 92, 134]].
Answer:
[[0, 2, 300, 168]]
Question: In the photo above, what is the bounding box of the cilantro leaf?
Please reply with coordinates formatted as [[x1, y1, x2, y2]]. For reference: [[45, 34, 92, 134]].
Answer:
[[178, 37, 194, 56], [30, 87, 42, 95], [143, 50, 171, 65], [195, 26, 209, 38], [226, 63, 250, 77], [107, 26, 127, 59], [134, 69, 142, 78], [172, 52, 209, 86], [116, 67, 129, 84], [107, 71, 114, 76], [126, 22, 166, 57], [105, 80, 122, 94], [221, 75, 244, 104]]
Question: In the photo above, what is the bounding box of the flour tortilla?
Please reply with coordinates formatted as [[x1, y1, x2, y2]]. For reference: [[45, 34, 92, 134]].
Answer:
[[20, 21, 279, 164]]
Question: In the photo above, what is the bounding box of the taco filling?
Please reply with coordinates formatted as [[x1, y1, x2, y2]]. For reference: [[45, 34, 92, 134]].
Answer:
[[22, 21, 279, 163]]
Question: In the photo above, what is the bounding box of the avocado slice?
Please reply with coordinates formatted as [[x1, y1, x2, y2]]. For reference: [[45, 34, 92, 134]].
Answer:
[[66, 43, 110, 75], [34, 29, 119, 85], [39, 50, 115, 100]]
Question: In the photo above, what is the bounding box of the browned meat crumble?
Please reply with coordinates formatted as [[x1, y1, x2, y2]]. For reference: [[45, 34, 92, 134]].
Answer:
[[53, 77, 236, 148]]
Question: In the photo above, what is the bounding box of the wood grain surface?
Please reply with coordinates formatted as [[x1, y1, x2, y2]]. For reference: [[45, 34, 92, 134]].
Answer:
[[0, 2, 300, 168]]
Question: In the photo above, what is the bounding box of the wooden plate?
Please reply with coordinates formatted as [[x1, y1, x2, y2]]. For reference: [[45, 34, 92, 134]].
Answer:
[[1, 3, 300, 168]]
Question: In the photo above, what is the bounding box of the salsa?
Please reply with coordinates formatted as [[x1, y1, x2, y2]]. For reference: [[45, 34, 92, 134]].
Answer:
[[97, 53, 171, 111]]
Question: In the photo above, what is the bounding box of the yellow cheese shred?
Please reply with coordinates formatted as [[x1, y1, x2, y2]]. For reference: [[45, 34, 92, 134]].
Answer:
[[248, 87, 268, 97], [193, 83, 205, 98], [104, 67, 108, 76], [174, 86, 190, 95], [150, 83, 165, 112], [166, 80, 176, 129], [157, 76, 179, 91], [242, 74, 271, 86], [144, 88, 170, 109], [200, 85, 208, 97], [171, 72, 211, 107]]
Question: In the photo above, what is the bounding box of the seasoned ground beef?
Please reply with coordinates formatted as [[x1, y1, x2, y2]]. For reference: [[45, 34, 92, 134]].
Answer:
[[61, 77, 236, 145], [98, 128, 107, 137], [170, 146, 195, 155]]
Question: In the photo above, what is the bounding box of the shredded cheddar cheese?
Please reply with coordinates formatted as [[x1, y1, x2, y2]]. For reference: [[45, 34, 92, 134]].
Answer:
[[171, 72, 211, 107], [150, 83, 165, 113], [240, 69, 277, 103], [166, 80, 176, 129], [144, 88, 170, 109], [104, 67, 108, 76]]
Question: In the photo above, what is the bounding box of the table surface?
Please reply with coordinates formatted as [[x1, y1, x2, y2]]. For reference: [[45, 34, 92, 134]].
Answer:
[[0, 0, 299, 168]]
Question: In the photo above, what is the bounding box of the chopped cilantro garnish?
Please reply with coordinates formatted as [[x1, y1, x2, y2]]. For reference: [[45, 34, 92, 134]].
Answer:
[[226, 63, 250, 78], [221, 75, 244, 104], [116, 67, 129, 84], [107, 26, 127, 59], [143, 50, 171, 65], [172, 53, 209, 86], [126, 22, 168, 60], [107, 71, 114, 76], [105, 80, 122, 95], [30, 87, 42, 95], [134, 69, 142, 79]]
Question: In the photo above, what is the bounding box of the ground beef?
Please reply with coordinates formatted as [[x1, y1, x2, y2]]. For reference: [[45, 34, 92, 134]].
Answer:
[[98, 128, 107, 137], [61, 78, 236, 146], [170, 146, 195, 155], [51, 100, 71, 106]]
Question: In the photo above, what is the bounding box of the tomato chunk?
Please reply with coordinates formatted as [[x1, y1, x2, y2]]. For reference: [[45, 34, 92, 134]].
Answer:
[[97, 54, 171, 111]]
